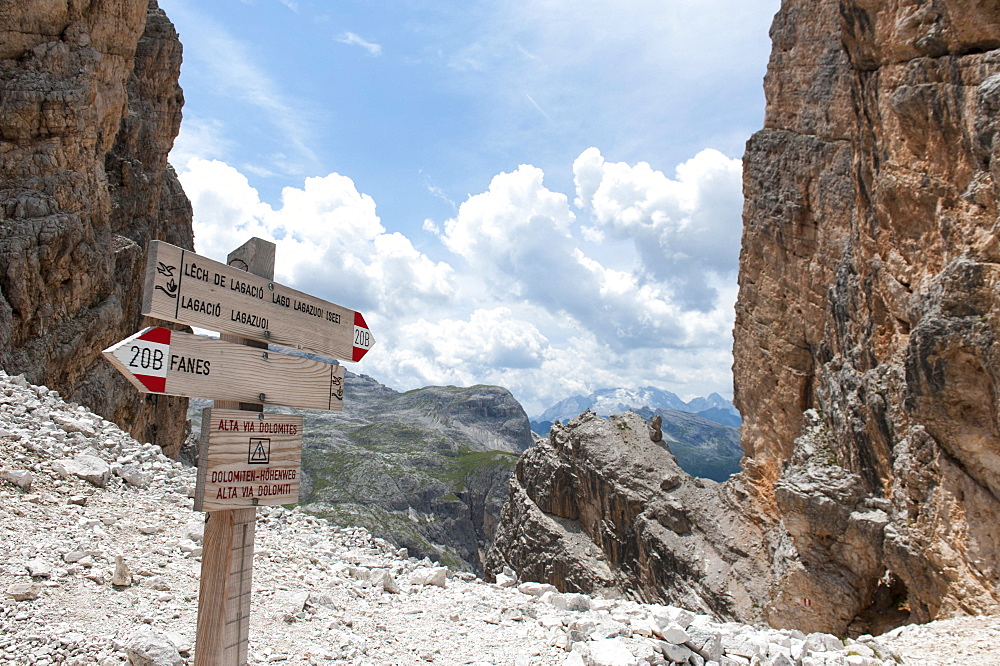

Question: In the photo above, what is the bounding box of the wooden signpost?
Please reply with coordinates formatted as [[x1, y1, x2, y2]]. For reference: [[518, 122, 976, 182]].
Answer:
[[142, 240, 375, 362], [104, 237, 374, 665], [103, 327, 346, 411]]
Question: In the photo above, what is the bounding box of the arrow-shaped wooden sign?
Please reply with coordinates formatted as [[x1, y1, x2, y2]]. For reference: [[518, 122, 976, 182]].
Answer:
[[103, 327, 345, 411], [141, 240, 375, 362]]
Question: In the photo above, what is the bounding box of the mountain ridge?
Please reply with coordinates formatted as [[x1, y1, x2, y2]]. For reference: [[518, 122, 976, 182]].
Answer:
[[535, 387, 738, 421], [532, 386, 741, 434]]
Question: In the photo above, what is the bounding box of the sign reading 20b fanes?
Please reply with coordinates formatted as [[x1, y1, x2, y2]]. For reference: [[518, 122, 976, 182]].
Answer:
[[143, 240, 375, 362], [102, 327, 346, 412]]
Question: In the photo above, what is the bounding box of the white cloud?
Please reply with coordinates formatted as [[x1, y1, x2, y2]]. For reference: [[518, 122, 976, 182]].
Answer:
[[574, 147, 743, 311], [434, 156, 738, 351], [524, 93, 553, 123], [399, 307, 548, 374], [178, 159, 271, 257], [422, 174, 457, 211], [177, 159, 453, 319], [241, 163, 280, 179], [169, 117, 233, 170], [580, 225, 604, 244], [440, 164, 576, 275], [177, 147, 743, 416], [336, 32, 382, 56]]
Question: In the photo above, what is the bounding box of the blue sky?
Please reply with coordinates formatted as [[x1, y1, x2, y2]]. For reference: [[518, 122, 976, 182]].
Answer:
[[160, 0, 780, 415]]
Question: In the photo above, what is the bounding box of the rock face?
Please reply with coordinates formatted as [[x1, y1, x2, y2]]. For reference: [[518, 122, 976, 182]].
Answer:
[[493, 0, 1000, 638], [0, 0, 193, 456], [733, 0, 1000, 635], [269, 373, 534, 573], [488, 411, 774, 621]]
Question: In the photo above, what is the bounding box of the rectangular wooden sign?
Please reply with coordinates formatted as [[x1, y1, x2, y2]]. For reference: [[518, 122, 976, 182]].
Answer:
[[142, 240, 375, 362], [103, 327, 345, 411], [195, 409, 302, 511]]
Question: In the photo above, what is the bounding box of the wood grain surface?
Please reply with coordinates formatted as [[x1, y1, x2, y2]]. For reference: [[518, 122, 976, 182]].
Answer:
[[195, 408, 303, 512], [103, 327, 345, 412], [142, 240, 374, 361]]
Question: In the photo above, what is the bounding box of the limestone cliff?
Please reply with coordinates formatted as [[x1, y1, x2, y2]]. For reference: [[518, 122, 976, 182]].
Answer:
[[491, 0, 1000, 637], [298, 375, 533, 573], [0, 1, 193, 456], [734, 0, 1000, 634]]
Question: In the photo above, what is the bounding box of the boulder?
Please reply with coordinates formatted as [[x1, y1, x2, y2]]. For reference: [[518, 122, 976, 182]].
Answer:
[[369, 568, 400, 593], [1, 469, 32, 491], [5, 582, 40, 601], [409, 566, 448, 587], [55, 455, 112, 488], [124, 630, 183, 666], [112, 555, 132, 587], [518, 581, 558, 597], [584, 638, 637, 666], [25, 559, 53, 578], [495, 572, 518, 587], [114, 463, 150, 488]]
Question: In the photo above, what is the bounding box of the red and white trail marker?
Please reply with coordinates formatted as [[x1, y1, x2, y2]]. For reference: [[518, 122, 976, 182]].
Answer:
[[107, 326, 171, 393], [352, 312, 374, 362], [103, 327, 346, 412]]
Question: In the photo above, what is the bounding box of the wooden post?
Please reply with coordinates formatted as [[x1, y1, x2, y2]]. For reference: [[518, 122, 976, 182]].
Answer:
[[195, 238, 275, 666]]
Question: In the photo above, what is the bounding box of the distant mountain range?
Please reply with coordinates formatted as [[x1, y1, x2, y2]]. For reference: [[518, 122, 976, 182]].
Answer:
[[528, 387, 744, 481], [635, 407, 743, 481], [531, 386, 741, 433], [187, 380, 743, 567]]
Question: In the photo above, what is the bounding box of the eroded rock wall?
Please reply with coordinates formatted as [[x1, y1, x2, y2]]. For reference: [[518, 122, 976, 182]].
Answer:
[[487, 411, 774, 622], [735, 0, 1000, 634], [0, 1, 193, 455]]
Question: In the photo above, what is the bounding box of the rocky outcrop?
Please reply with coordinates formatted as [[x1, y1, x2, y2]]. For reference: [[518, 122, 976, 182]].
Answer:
[[493, 0, 1000, 638], [733, 0, 1000, 635], [635, 407, 742, 481], [488, 411, 773, 621], [0, 1, 193, 456]]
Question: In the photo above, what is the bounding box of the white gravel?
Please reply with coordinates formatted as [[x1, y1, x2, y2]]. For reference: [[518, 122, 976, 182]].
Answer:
[[0, 369, 997, 665]]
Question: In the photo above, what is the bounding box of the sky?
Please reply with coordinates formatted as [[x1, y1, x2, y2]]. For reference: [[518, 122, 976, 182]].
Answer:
[[159, 0, 781, 416]]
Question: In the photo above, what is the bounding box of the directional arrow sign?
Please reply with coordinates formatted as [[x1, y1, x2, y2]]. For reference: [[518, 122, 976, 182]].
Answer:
[[141, 240, 375, 362], [103, 327, 346, 411]]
